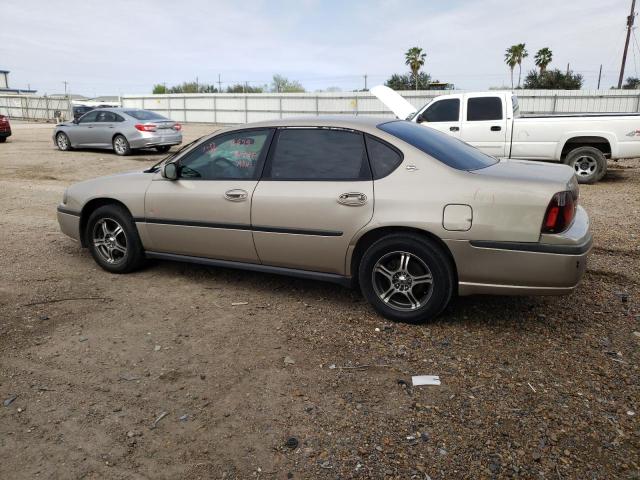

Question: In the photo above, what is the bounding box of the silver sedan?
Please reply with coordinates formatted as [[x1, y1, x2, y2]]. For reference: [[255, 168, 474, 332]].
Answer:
[[53, 108, 182, 156]]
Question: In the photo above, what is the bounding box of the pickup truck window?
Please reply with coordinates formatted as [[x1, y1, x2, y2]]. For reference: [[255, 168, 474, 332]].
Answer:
[[423, 99, 459, 122], [378, 120, 498, 171], [467, 97, 503, 121]]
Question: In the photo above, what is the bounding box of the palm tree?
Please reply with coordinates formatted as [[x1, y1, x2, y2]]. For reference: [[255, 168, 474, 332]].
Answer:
[[514, 43, 528, 88], [504, 46, 518, 89], [534, 47, 553, 74], [405, 47, 427, 91]]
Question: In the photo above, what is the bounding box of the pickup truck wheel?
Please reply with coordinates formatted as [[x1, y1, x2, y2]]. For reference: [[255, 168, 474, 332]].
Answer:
[[564, 147, 606, 184], [358, 233, 455, 324]]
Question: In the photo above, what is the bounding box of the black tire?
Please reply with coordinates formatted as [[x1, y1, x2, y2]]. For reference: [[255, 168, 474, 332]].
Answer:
[[155, 145, 171, 153], [113, 134, 131, 156], [358, 233, 455, 324], [564, 146, 607, 184], [56, 132, 72, 151], [0, 137, 6, 143], [86, 204, 145, 273]]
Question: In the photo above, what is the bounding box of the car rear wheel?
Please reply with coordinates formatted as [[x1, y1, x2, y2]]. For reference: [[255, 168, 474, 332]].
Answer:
[[155, 145, 171, 153], [564, 146, 606, 184], [113, 135, 131, 156], [86, 204, 144, 273], [358, 233, 455, 324], [56, 132, 72, 151], [0, 137, 6, 143]]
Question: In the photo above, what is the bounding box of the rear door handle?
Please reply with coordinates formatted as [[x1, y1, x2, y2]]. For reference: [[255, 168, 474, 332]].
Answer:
[[224, 189, 248, 202], [449, 126, 459, 132], [338, 192, 367, 206], [490, 126, 502, 131]]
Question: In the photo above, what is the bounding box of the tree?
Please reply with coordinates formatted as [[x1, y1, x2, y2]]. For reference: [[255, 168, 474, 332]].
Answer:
[[523, 69, 583, 89], [226, 84, 264, 93], [271, 74, 305, 93], [513, 43, 528, 88], [622, 77, 640, 89], [504, 47, 518, 89], [534, 47, 553, 74], [385, 72, 432, 90], [405, 47, 427, 90], [153, 84, 167, 94]]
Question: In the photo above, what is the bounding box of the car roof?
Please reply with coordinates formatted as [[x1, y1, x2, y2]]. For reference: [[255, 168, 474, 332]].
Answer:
[[218, 116, 397, 133]]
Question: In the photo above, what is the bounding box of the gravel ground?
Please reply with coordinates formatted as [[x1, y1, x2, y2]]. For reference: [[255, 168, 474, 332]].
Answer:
[[0, 122, 638, 479]]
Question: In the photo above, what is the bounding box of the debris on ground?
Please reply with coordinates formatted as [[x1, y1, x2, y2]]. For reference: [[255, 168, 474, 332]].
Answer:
[[231, 302, 249, 306], [150, 411, 169, 429], [284, 437, 299, 449], [284, 356, 295, 366], [411, 375, 441, 386], [3, 394, 17, 407]]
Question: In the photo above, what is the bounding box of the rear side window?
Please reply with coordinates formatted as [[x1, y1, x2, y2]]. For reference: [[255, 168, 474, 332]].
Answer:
[[78, 111, 99, 123], [267, 129, 370, 180], [378, 120, 498, 171], [124, 110, 167, 121], [365, 135, 403, 179], [422, 98, 460, 122], [466, 97, 503, 121]]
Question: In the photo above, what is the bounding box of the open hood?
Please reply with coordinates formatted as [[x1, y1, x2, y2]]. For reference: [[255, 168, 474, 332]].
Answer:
[[370, 85, 418, 120]]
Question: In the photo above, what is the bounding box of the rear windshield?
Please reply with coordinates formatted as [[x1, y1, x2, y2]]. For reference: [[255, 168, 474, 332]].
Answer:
[[124, 110, 167, 121], [378, 120, 498, 171]]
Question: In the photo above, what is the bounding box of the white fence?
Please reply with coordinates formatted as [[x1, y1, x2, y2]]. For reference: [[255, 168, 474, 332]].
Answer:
[[121, 89, 640, 124], [0, 94, 73, 121]]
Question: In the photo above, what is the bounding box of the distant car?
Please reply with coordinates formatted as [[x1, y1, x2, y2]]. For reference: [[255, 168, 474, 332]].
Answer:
[[73, 105, 94, 121], [0, 115, 11, 142], [53, 108, 182, 155], [56, 117, 591, 324]]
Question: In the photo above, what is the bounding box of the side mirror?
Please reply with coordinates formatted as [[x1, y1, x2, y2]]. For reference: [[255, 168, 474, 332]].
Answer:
[[162, 162, 178, 180], [416, 113, 426, 123], [73, 118, 79, 124]]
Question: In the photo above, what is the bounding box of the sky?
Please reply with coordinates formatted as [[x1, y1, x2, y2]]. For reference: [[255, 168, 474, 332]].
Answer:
[[0, 0, 635, 96]]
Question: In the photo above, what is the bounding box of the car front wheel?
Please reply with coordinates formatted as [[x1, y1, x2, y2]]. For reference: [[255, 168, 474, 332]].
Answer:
[[56, 132, 72, 151], [86, 204, 144, 273], [359, 233, 455, 324]]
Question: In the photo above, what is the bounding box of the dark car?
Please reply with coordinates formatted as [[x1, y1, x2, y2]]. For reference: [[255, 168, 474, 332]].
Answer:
[[0, 115, 11, 142], [73, 105, 94, 121]]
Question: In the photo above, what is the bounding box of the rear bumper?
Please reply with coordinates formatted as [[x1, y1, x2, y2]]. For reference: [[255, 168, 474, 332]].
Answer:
[[128, 131, 182, 149], [57, 206, 81, 242], [447, 206, 592, 296]]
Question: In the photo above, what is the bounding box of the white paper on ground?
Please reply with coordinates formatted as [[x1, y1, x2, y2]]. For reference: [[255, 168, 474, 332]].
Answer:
[[412, 375, 441, 386]]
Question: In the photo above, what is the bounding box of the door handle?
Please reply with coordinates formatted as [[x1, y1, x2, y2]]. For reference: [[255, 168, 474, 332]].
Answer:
[[449, 126, 459, 132], [338, 192, 367, 206], [491, 126, 502, 131], [224, 189, 248, 202]]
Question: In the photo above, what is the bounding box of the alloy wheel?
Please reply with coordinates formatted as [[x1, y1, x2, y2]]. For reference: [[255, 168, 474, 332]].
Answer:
[[114, 137, 127, 155], [92, 218, 127, 264], [371, 251, 433, 311], [573, 155, 597, 178], [57, 133, 68, 150]]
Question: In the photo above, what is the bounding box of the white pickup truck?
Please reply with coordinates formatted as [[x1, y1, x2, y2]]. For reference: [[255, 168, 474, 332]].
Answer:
[[371, 85, 640, 183]]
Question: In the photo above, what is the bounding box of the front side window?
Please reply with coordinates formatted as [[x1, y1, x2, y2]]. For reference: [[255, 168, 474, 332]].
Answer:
[[78, 111, 99, 123], [378, 120, 498, 171], [422, 99, 460, 122], [266, 128, 370, 181], [466, 97, 503, 121], [178, 129, 272, 180]]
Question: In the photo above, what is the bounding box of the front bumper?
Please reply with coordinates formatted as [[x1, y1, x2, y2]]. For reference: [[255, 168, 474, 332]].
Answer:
[[447, 206, 592, 296], [57, 206, 81, 242]]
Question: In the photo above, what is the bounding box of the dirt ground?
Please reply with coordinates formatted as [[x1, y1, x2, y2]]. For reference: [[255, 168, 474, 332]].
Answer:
[[0, 121, 638, 480]]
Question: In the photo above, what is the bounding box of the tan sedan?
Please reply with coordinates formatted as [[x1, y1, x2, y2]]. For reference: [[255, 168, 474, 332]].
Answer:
[[57, 117, 591, 323]]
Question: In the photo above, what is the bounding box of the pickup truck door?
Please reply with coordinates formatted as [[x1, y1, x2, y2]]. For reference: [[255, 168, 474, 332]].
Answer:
[[415, 97, 461, 138], [459, 94, 508, 157]]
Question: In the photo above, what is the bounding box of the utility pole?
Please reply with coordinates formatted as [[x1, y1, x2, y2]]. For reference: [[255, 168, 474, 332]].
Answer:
[[196, 76, 199, 92], [597, 64, 603, 89], [618, 0, 636, 88], [62, 80, 68, 97], [363, 74, 368, 91], [217, 74, 222, 92], [566, 63, 570, 75]]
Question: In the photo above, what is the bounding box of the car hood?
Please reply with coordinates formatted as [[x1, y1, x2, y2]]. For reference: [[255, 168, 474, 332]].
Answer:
[[371, 85, 418, 120]]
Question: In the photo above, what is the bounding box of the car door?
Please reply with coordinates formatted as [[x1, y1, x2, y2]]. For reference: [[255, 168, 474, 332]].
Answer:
[[143, 128, 274, 262], [460, 94, 508, 157], [71, 110, 100, 146], [94, 111, 118, 147], [415, 97, 461, 138], [251, 127, 374, 275]]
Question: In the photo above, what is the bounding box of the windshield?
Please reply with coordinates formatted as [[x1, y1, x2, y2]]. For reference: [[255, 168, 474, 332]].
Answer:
[[378, 120, 498, 171], [144, 136, 206, 173], [124, 110, 168, 121]]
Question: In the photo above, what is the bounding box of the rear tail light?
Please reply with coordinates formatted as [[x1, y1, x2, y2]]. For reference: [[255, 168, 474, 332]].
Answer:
[[172, 123, 182, 131], [135, 123, 157, 132], [541, 191, 577, 234]]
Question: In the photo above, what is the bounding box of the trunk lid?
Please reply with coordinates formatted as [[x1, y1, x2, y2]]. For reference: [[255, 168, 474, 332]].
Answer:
[[473, 158, 577, 193], [370, 85, 418, 120]]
